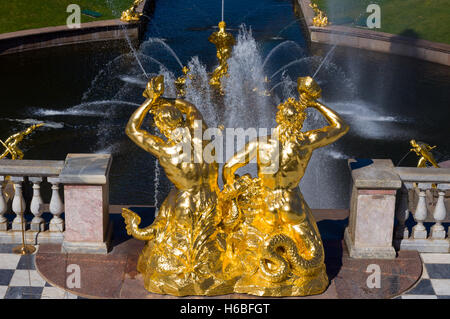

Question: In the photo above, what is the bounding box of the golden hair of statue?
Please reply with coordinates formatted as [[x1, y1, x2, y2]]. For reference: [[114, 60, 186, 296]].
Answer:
[[174, 66, 190, 97], [209, 21, 236, 93], [122, 74, 349, 296], [309, 3, 329, 27], [120, 0, 144, 22], [0, 124, 44, 160], [410, 139, 440, 168]]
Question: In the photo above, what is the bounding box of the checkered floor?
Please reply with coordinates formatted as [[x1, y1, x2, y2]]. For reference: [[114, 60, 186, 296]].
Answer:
[[399, 253, 450, 299], [0, 244, 449, 299], [0, 244, 80, 299]]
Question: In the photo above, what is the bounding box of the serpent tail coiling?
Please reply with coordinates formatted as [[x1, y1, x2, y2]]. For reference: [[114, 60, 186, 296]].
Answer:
[[260, 233, 323, 283], [122, 208, 156, 241]]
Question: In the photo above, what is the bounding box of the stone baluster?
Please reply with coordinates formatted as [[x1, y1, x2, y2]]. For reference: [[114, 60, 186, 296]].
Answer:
[[0, 176, 7, 231], [411, 185, 428, 239], [48, 177, 64, 232], [431, 184, 447, 239], [29, 177, 45, 232], [10, 177, 26, 231], [395, 185, 410, 239]]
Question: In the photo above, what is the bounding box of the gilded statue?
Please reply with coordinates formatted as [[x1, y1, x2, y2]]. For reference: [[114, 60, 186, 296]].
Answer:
[[120, 0, 143, 22], [174, 66, 190, 97], [410, 139, 440, 168], [209, 21, 235, 92], [0, 124, 44, 160], [122, 75, 235, 295], [122, 75, 349, 297], [310, 3, 329, 27], [220, 76, 348, 295]]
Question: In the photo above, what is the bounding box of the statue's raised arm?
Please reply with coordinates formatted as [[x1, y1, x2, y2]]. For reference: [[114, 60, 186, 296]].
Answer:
[[125, 75, 167, 157], [298, 77, 349, 149]]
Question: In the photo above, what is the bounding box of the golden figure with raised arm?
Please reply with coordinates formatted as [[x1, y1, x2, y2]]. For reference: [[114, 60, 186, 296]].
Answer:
[[0, 124, 44, 160], [410, 139, 440, 168], [122, 75, 234, 296], [209, 21, 235, 92], [221, 76, 349, 296]]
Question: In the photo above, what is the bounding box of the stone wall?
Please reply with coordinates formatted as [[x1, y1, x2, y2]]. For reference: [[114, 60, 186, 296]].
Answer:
[[297, 0, 450, 66], [0, 0, 152, 56]]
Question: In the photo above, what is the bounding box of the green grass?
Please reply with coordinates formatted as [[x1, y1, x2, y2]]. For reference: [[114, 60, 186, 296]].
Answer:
[[0, 0, 133, 34], [314, 0, 450, 44]]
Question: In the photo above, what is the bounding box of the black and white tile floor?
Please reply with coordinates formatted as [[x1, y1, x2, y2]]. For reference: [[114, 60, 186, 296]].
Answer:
[[0, 244, 79, 299], [0, 244, 448, 299]]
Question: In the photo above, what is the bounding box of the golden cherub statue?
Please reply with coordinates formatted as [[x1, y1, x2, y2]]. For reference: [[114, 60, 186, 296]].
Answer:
[[174, 66, 190, 97], [410, 139, 440, 168], [120, 0, 143, 22], [310, 3, 329, 27], [0, 124, 44, 160], [209, 21, 236, 92], [122, 75, 349, 297]]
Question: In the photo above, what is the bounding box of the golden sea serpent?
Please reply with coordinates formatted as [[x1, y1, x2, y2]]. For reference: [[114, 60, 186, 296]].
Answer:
[[260, 233, 323, 283]]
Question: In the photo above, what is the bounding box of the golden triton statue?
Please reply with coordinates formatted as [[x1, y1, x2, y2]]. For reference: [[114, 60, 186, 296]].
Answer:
[[122, 75, 236, 296], [209, 21, 235, 93], [410, 139, 440, 168], [122, 75, 348, 297], [0, 124, 44, 160], [120, 0, 144, 22], [220, 76, 348, 296]]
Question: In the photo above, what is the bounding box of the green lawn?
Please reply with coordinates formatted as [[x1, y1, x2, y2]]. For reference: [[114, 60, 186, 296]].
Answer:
[[314, 0, 450, 44], [0, 0, 133, 34]]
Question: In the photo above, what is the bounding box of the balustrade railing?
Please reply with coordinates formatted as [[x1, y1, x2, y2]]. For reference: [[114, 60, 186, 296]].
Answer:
[[394, 167, 450, 253], [0, 159, 65, 244]]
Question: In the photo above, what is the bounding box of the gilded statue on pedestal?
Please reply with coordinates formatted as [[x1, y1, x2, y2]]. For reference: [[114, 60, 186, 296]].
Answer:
[[209, 21, 235, 92], [310, 3, 329, 27], [121, 0, 144, 22], [123, 75, 349, 297]]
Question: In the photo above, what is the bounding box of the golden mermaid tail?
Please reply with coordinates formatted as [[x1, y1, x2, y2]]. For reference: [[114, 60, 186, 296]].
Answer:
[[260, 233, 323, 283], [122, 208, 156, 241]]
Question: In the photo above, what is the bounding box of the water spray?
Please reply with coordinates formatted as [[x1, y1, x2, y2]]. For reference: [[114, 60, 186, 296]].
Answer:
[[312, 44, 337, 79]]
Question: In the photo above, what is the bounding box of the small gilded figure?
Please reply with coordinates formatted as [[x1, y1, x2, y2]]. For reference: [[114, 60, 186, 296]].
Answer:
[[410, 139, 440, 168], [174, 66, 190, 97], [209, 21, 235, 91], [120, 0, 143, 22], [0, 124, 44, 160]]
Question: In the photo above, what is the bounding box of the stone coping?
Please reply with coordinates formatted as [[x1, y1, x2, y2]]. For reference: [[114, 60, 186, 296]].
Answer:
[[0, 0, 150, 56], [348, 159, 402, 190], [0, 159, 64, 177], [395, 167, 450, 184], [297, 0, 450, 66], [59, 153, 112, 185]]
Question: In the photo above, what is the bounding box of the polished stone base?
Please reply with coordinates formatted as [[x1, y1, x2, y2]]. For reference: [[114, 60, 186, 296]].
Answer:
[[344, 227, 396, 259], [35, 239, 421, 299], [61, 221, 113, 254]]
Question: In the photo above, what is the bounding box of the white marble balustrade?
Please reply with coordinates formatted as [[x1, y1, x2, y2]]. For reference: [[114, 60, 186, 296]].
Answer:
[[0, 159, 65, 244], [395, 167, 450, 253]]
